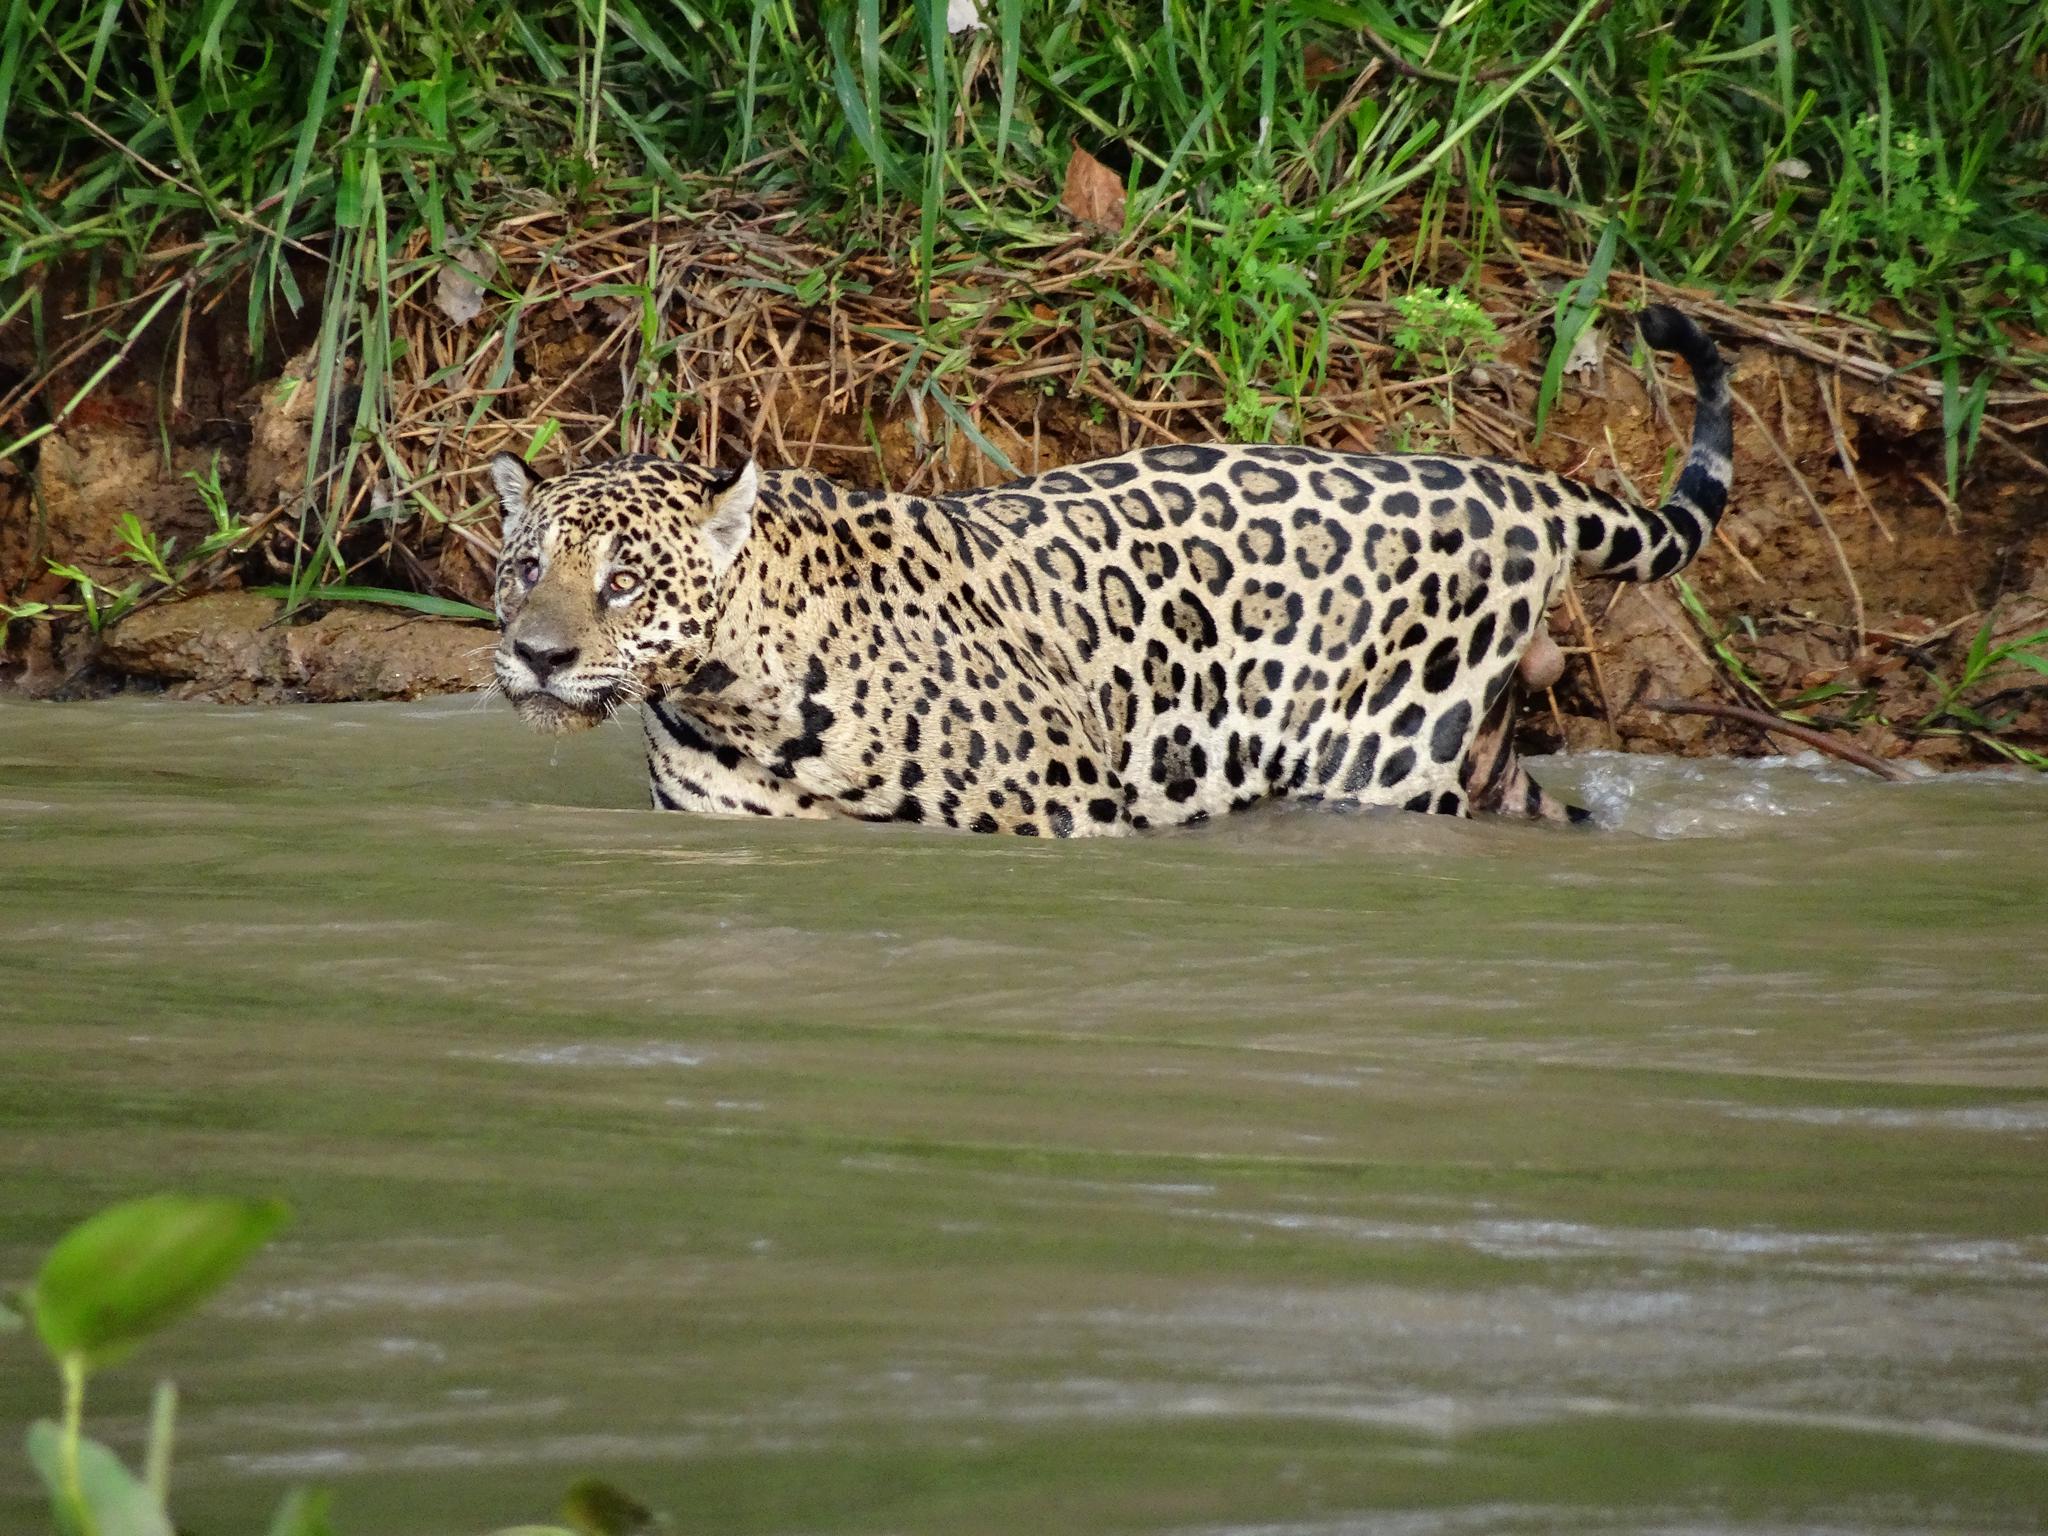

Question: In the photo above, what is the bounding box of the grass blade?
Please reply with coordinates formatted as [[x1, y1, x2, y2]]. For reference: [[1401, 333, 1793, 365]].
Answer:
[[1534, 219, 1619, 440], [251, 585, 496, 622]]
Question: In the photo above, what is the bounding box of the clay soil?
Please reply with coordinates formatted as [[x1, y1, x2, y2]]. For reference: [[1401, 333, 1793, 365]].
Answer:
[[3, 231, 2045, 777]]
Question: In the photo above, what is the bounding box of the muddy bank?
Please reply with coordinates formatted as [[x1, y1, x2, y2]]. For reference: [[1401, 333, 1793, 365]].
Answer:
[[66, 592, 487, 703], [3, 227, 2044, 772], [1517, 342, 2048, 769]]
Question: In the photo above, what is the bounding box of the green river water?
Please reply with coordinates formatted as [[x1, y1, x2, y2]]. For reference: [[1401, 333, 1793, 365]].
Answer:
[[2, 696, 2045, 1534]]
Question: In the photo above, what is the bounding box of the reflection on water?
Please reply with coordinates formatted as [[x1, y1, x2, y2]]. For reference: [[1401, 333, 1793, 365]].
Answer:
[[2, 696, 2045, 1534]]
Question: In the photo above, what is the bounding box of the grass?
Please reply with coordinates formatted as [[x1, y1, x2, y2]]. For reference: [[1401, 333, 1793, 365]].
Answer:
[[1, 1, 2045, 606]]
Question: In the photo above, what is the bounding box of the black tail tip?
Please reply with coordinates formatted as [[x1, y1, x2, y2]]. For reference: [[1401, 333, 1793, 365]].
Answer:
[[1636, 303, 1698, 353], [1637, 303, 1726, 382]]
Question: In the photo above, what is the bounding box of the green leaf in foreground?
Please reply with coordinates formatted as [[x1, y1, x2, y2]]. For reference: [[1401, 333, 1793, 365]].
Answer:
[[27, 1420, 174, 1536], [562, 1476, 657, 1535], [250, 584, 497, 622], [32, 1196, 289, 1370], [268, 1486, 338, 1536]]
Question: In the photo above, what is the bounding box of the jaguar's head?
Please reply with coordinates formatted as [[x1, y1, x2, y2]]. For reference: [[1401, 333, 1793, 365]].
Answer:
[[487, 452, 757, 734]]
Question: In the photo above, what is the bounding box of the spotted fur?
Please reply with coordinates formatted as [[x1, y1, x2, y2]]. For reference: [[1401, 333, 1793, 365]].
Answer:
[[489, 305, 1731, 835]]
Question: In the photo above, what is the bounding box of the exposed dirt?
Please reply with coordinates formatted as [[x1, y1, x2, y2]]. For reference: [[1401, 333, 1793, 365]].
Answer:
[[7, 589, 489, 703], [3, 253, 2044, 773], [103, 592, 489, 701], [1508, 341, 2048, 767]]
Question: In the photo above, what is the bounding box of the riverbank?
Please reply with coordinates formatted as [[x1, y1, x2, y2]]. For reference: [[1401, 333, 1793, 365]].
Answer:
[[3, 5, 2044, 771], [4, 215, 2042, 772]]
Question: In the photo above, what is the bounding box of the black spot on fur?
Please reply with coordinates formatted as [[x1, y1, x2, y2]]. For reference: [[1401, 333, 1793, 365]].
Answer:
[[681, 660, 737, 694], [1366, 660, 1412, 715], [1429, 701, 1472, 763], [1604, 524, 1644, 569], [1422, 636, 1460, 694]]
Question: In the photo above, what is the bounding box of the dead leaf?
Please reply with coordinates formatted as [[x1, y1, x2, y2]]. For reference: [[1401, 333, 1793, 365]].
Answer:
[[435, 244, 494, 326], [1302, 44, 1344, 81], [1564, 320, 1605, 380], [1061, 144, 1126, 232]]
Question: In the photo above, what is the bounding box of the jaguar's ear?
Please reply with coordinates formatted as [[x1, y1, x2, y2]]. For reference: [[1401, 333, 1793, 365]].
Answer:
[[701, 460, 758, 578], [489, 452, 542, 540]]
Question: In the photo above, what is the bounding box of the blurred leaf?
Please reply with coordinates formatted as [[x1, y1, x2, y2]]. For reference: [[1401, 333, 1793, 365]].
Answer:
[[0, 1293, 22, 1331], [267, 1486, 338, 1536], [27, 1420, 174, 1536], [33, 1196, 288, 1370], [562, 1477, 657, 1535]]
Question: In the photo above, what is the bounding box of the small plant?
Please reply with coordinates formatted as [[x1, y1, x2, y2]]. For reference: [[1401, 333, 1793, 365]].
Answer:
[[1813, 112, 2048, 492], [0, 598, 79, 627], [1388, 287, 1500, 378], [1672, 576, 1777, 709], [1151, 180, 1351, 444], [16, 1194, 293, 1536], [10, 457, 267, 640], [1815, 114, 2040, 319], [1910, 615, 2048, 768], [10, 1196, 657, 1536], [42, 563, 144, 637], [1222, 382, 1277, 443]]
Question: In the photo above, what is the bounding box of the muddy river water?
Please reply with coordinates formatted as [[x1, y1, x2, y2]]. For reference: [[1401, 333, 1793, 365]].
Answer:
[[2, 696, 2045, 1533]]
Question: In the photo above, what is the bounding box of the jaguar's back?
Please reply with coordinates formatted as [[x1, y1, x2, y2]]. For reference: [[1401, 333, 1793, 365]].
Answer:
[[490, 305, 1731, 833]]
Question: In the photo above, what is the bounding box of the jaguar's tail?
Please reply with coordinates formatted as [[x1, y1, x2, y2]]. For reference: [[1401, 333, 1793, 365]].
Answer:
[[1574, 305, 1733, 582]]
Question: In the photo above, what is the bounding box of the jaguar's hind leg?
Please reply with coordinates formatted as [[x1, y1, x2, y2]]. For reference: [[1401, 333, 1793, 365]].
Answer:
[[1461, 677, 1592, 825]]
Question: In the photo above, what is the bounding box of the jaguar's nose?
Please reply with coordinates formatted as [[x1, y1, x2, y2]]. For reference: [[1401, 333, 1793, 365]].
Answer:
[[513, 637, 580, 685]]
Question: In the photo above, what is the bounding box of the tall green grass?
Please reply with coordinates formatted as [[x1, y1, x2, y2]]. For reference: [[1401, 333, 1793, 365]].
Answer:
[[7, 3, 2041, 312], [2, 0, 2044, 565]]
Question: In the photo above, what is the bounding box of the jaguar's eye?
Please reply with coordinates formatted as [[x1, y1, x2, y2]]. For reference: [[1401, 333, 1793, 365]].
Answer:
[[517, 556, 541, 586], [607, 570, 641, 596]]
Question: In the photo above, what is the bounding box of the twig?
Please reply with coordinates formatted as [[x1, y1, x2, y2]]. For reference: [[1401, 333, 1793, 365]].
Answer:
[[1560, 582, 1619, 747], [1908, 469, 1962, 534], [1980, 419, 2048, 480], [1817, 365, 1895, 543], [1730, 386, 1866, 649], [1648, 698, 1908, 781]]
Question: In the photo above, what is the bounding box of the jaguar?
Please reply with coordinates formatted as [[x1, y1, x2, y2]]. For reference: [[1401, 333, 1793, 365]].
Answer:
[[488, 304, 1731, 835]]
